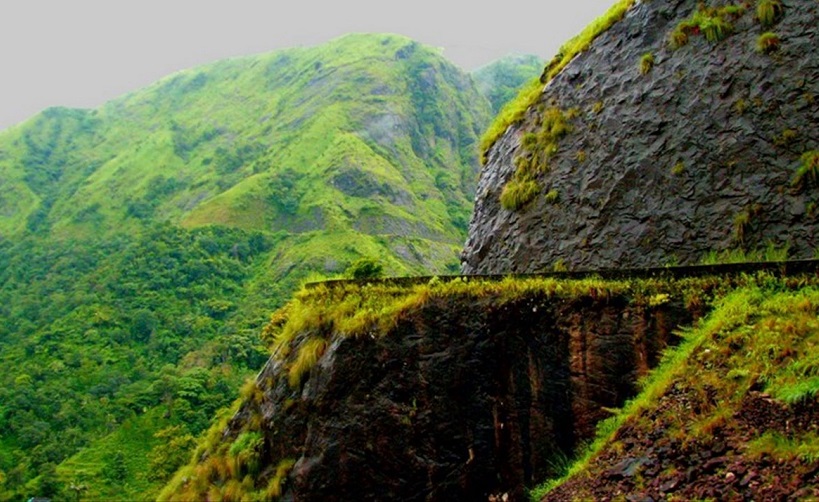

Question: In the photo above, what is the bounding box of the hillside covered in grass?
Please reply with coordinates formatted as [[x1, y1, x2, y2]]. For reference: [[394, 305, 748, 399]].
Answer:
[[0, 32, 534, 500], [0, 33, 489, 268], [538, 278, 819, 500], [159, 269, 819, 500]]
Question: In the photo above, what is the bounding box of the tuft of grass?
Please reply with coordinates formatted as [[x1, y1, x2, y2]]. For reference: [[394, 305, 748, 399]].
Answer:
[[700, 242, 790, 265], [670, 4, 745, 48], [500, 178, 540, 211], [669, 24, 690, 48], [265, 458, 296, 498], [733, 98, 748, 115], [513, 107, 572, 178], [733, 209, 751, 243], [792, 151, 819, 189], [575, 150, 587, 163], [700, 15, 734, 43], [288, 337, 328, 388], [479, 0, 636, 160], [592, 101, 604, 114], [639, 53, 655, 74], [670, 162, 685, 176], [756, 0, 784, 27], [773, 128, 798, 147], [544, 189, 560, 204], [748, 432, 819, 463], [756, 32, 781, 53]]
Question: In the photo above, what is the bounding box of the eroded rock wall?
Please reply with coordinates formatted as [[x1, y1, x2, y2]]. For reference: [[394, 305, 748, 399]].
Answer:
[[223, 290, 693, 500], [462, 0, 819, 273]]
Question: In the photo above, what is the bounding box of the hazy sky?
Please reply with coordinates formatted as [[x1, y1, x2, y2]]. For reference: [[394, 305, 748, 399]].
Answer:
[[1, 0, 615, 131]]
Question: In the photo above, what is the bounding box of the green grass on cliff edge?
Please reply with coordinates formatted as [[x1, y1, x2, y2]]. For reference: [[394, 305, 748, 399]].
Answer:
[[479, 0, 637, 162], [532, 278, 819, 499], [160, 271, 818, 501]]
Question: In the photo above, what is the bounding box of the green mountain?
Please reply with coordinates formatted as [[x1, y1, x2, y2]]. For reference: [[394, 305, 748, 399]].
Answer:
[[471, 54, 544, 113], [0, 33, 501, 500], [0, 33, 489, 267]]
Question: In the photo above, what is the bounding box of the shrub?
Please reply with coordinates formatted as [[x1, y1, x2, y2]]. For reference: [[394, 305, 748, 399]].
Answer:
[[756, 32, 781, 53], [346, 258, 384, 280], [639, 53, 655, 74], [500, 178, 540, 211], [671, 162, 685, 176], [756, 0, 784, 26]]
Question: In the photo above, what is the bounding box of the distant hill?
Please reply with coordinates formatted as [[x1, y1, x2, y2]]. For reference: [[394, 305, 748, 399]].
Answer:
[[0, 34, 490, 274], [471, 54, 544, 113], [0, 33, 512, 500]]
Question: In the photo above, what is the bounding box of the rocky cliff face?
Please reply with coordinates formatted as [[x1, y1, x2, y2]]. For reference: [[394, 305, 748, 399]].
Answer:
[[463, 0, 819, 273], [161, 277, 710, 500]]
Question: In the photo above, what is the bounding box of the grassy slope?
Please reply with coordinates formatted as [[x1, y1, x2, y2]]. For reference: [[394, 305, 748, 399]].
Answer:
[[0, 33, 489, 273], [0, 33, 497, 500], [161, 271, 819, 500], [535, 278, 819, 500]]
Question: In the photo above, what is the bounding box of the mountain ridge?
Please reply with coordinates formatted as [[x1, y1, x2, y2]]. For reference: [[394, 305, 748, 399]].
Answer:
[[0, 33, 527, 501]]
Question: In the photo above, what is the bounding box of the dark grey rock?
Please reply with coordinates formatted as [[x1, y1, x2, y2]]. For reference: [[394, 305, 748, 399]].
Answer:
[[463, 0, 819, 273]]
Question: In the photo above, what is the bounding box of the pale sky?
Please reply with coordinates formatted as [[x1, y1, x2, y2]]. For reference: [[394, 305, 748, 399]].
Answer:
[[0, 0, 616, 131]]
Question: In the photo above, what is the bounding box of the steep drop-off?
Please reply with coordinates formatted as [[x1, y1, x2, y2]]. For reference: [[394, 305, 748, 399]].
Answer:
[[162, 275, 733, 500], [463, 0, 819, 273]]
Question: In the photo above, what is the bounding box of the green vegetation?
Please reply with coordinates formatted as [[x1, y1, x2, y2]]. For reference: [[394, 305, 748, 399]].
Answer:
[[0, 226, 271, 501], [700, 242, 790, 264], [479, 0, 636, 160], [773, 128, 798, 147], [532, 276, 819, 499], [756, 32, 781, 53], [166, 271, 814, 501], [500, 107, 573, 210], [671, 161, 685, 176], [288, 338, 328, 388], [345, 258, 385, 280], [471, 55, 544, 114], [792, 150, 819, 189], [669, 3, 746, 48], [639, 53, 655, 74], [0, 33, 496, 500], [734, 208, 752, 242], [500, 178, 540, 210], [544, 189, 560, 204], [756, 0, 784, 27]]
